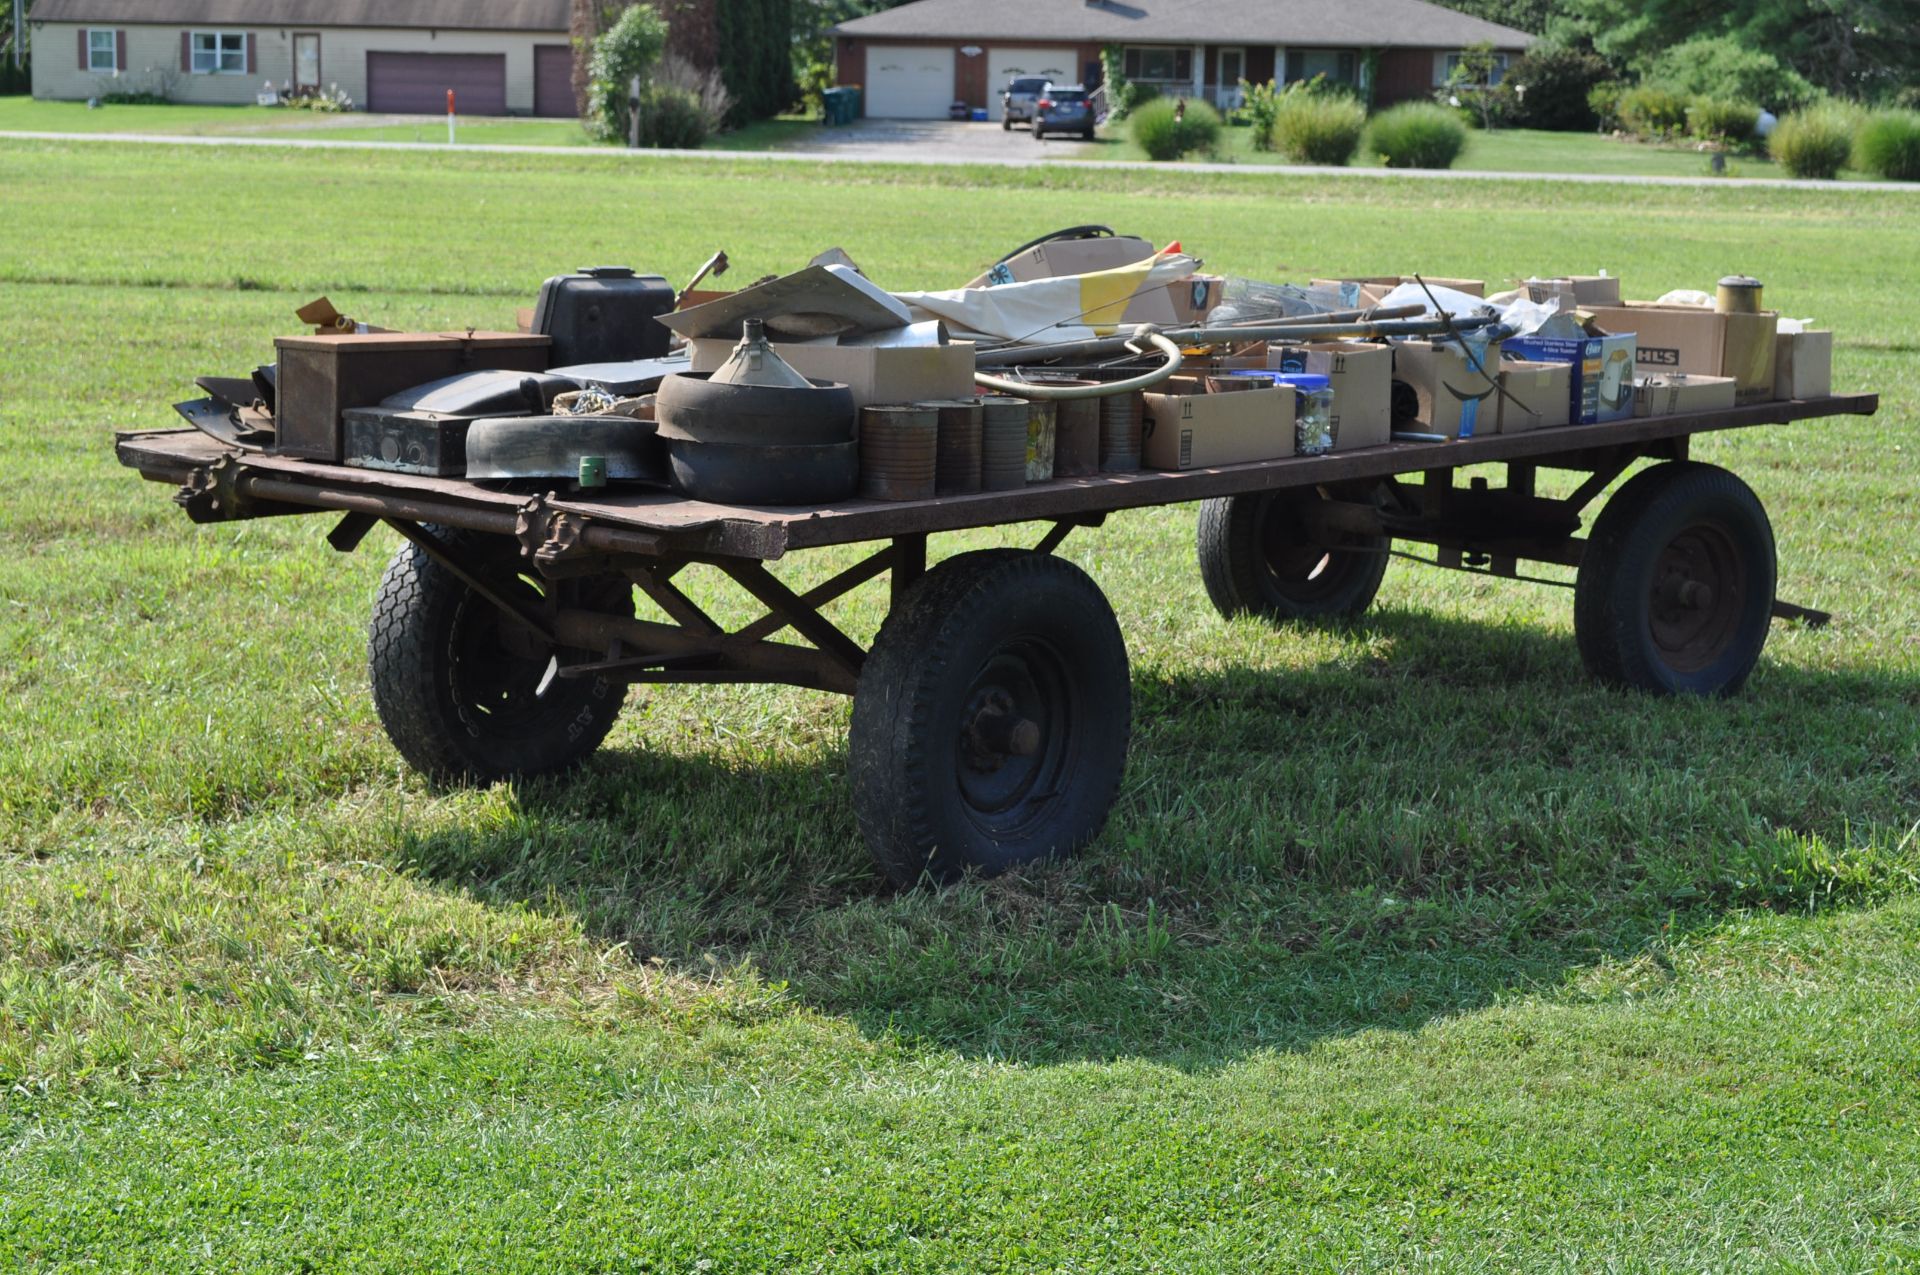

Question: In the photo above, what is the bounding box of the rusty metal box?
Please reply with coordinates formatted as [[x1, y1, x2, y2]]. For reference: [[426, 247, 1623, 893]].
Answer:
[[273, 332, 550, 461]]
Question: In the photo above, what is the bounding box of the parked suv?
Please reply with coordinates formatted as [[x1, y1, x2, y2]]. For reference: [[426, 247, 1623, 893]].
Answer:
[[1001, 76, 1049, 129], [1032, 84, 1095, 141]]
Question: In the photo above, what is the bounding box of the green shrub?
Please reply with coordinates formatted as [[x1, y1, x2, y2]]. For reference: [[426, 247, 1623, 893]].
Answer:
[[1687, 96, 1760, 144], [1505, 45, 1611, 132], [1241, 78, 1281, 151], [1587, 80, 1626, 131], [588, 4, 669, 142], [1854, 110, 1920, 181], [1366, 102, 1468, 169], [1770, 104, 1857, 179], [1616, 84, 1689, 138], [1270, 91, 1366, 165], [1129, 97, 1221, 161], [1647, 36, 1818, 114], [633, 84, 710, 148]]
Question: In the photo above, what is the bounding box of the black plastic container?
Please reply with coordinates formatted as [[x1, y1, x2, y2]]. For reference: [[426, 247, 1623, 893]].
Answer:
[[532, 266, 677, 366]]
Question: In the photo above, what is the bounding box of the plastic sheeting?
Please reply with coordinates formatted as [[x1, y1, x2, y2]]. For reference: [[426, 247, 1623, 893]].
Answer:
[[893, 253, 1200, 345]]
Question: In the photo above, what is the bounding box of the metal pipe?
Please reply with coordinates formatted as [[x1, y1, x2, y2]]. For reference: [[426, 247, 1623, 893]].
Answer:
[[972, 316, 1495, 369], [238, 474, 520, 533]]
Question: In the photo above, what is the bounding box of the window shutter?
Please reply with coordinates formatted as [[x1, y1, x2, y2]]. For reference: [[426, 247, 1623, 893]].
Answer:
[[78, 28, 87, 71], [181, 31, 191, 72], [117, 30, 128, 72], [246, 33, 256, 74]]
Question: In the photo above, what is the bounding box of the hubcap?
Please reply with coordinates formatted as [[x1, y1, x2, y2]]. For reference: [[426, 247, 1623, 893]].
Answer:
[[1648, 522, 1745, 673], [954, 640, 1072, 835]]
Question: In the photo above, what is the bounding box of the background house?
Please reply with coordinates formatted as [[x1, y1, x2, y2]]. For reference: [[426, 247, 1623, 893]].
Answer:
[[30, 0, 578, 115], [833, 0, 1534, 120]]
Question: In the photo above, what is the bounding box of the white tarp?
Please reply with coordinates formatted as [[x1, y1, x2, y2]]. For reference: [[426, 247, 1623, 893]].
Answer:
[[894, 253, 1200, 344]]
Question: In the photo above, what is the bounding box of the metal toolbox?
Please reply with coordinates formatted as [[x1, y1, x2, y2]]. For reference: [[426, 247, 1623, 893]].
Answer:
[[272, 332, 550, 461], [532, 267, 676, 366], [341, 408, 480, 476]]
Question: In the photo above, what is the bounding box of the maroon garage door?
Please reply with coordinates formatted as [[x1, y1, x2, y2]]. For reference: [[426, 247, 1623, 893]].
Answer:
[[365, 52, 507, 115], [533, 44, 575, 117]]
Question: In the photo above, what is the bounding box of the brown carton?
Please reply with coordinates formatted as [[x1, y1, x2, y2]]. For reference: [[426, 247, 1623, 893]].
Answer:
[[1267, 342, 1394, 449], [1774, 329, 1833, 400], [969, 236, 1157, 288], [687, 338, 975, 409], [1586, 303, 1778, 402], [1496, 360, 1574, 433], [1142, 378, 1294, 470], [1391, 339, 1503, 438], [1633, 373, 1737, 418], [1522, 275, 1622, 308]]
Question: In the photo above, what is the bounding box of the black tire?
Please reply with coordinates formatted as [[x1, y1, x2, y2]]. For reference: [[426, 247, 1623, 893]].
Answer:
[[1033, 125, 1046, 141], [850, 550, 1131, 886], [368, 528, 632, 783], [1196, 489, 1389, 623], [1002, 115, 1011, 131], [1574, 461, 1776, 697]]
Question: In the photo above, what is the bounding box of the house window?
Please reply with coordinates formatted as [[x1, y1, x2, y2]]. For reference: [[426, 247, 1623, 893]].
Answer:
[[1437, 51, 1510, 87], [191, 31, 247, 75], [86, 29, 118, 73], [1285, 48, 1358, 87], [1122, 46, 1192, 85]]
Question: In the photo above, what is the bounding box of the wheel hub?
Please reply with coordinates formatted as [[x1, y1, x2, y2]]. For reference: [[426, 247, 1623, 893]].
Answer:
[[1649, 523, 1745, 673], [953, 643, 1070, 828]]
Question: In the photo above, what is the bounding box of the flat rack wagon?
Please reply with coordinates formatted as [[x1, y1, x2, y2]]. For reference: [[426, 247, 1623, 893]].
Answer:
[[119, 392, 1878, 885]]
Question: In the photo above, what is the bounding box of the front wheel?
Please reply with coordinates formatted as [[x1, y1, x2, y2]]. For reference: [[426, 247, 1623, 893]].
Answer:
[[1196, 489, 1390, 623], [849, 550, 1131, 886], [1574, 462, 1775, 696], [368, 528, 632, 783]]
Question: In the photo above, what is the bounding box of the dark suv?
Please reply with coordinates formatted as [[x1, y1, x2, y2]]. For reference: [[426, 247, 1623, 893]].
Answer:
[[1032, 84, 1094, 141]]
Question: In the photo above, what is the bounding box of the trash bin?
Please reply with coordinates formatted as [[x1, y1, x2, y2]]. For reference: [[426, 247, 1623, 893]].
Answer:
[[822, 86, 861, 126]]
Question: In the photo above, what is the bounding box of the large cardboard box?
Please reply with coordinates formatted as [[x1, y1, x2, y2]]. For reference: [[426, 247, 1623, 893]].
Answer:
[[1633, 373, 1736, 418], [1496, 359, 1574, 433], [1142, 378, 1294, 470], [1522, 275, 1623, 308], [1268, 341, 1394, 449], [1168, 274, 1225, 325], [1391, 339, 1504, 438], [970, 236, 1157, 288], [1501, 331, 1636, 425], [1586, 303, 1777, 403], [1774, 328, 1833, 400], [687, 338, 975, 408]]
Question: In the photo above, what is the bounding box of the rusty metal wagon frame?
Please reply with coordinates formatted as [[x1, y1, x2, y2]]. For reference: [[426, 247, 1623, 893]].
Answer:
[[121, 391, 1878, 885]]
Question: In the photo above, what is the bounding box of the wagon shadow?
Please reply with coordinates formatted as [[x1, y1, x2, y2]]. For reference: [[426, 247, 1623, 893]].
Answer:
[[400, 607, 1919, 1070]]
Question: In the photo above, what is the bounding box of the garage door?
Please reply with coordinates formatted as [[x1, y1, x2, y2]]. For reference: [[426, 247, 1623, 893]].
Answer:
[[987, 47, 1077, 121], [366, 51, 507, 115], [533, 44, 574, 117], [863, 45, 955, 119]]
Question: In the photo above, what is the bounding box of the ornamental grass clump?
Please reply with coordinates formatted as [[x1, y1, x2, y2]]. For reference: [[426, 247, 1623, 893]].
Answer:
[[1854, 110, 1920, 182], [1129, 97, 1222, 161], [1769, 103, 1857, 179], [1687, 96, 1760, 144], [1269, 92, 1367, 166], [1365, 102, 1468, 169]]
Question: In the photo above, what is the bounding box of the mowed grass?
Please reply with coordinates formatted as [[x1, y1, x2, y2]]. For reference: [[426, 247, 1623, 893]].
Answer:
[[1, 139, 1918, 1269]]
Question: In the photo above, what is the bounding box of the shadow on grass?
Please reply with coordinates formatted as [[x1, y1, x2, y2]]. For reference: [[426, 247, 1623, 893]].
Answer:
[[398, 607, 1920, 1070]]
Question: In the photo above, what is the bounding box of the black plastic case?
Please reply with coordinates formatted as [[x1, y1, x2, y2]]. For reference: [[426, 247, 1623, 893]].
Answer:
[[532, 266, 676, 366]]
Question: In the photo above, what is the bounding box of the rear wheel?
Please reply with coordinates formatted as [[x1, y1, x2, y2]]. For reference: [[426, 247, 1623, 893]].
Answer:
[[1002, 115, 1011, 131], [1196, 489, 1390, 623], [368, 527, 632, 783], [849, 550, 1131, 886], [1574, 462, 1775, 696]]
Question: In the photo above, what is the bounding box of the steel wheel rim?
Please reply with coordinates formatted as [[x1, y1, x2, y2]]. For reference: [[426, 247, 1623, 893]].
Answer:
[[955, 638, 1073, 837], [1259, 495, 1350, 601], [1648, 521, 1746, 674], [448, 576, 563, 731]]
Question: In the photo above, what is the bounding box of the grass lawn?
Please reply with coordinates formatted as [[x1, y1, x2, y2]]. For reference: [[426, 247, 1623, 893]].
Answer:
[[2, 138, 1918, 1269], [1084, 122, 1819, 180]]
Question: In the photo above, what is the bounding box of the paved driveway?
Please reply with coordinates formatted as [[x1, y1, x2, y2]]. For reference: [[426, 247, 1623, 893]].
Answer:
[[769, 119, 1103, 163]]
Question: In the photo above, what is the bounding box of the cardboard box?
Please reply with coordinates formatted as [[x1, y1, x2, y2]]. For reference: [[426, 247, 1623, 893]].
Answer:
[[1390, 339, 1504, 438], [1312, 276, 1485, 308], [1586, 303, 1777, 403], [1496, 359, 1574, 433], [1774, 329, 1833, 400], [1268, 341, 1394, 449], [1501, 331, 1636, 425], [1168, 274, 1224, 325], [1142, 377, 1294, 470], [1633, 373, 1737, 418], [1522, 275, 1622, 308], [970, 236, 1157, 288], [687, 338, 975, 408]]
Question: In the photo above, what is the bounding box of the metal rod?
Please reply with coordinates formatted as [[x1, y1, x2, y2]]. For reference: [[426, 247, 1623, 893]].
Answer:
[[971, 315, 1496, 369]]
